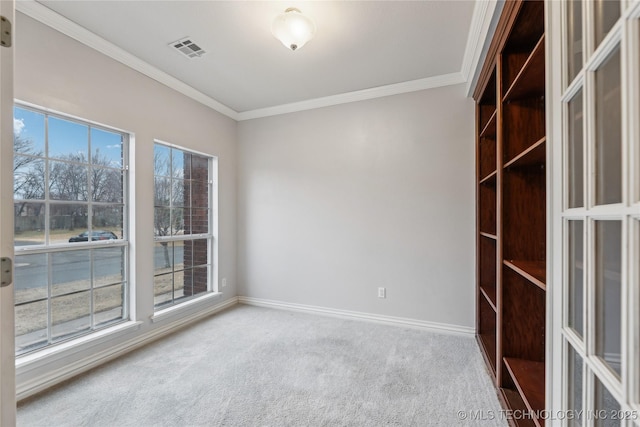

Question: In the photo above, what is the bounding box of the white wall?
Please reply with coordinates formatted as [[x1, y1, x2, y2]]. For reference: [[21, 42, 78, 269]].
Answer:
[[14, 13, 237, 395], [237, 84, 475, 328]]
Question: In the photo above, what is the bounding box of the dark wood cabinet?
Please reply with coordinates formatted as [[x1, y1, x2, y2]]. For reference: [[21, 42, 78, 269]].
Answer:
[[473, 1, 546, 425]]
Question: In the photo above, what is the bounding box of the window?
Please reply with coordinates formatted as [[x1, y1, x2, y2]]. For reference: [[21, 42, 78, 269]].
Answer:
[[13, 105, 129, 356], [153, 142, 212, 309]]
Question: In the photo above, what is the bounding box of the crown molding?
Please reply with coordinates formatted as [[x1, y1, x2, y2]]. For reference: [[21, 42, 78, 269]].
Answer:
[[236, 72, 465, 121], [462, 0, 503, 97], [16, 0, 239, 120]]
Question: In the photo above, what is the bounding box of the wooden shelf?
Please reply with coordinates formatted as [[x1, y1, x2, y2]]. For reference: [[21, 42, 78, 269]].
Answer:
[[475, 1, 546, 416], [504, 260, 546, 290], [479, 170, 497, 184], [504, 137, 546, 169], [503, 35, 545, 102], [480, 232, 497, 240], [504, 358, 545, 426], [500, 388, 537, 427], [480, 110, 497, 138], [481, 286, 497, 311], [478, 333, 497, 375]]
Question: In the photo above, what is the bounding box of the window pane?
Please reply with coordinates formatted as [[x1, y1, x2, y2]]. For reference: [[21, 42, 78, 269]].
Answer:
[[567, 345, 583, 427], [187, 208, 209, 234], [14, 202, 45, 245], [52, 250, 90, 297], [154, 207, 171, 237], [91, 127, 123, 168], [155, 241, 174, 273], [15, 300, 48, 355], [154, 177, 171, 207], [154, 273, 173, 307], [595, 220, 622, 377], [567, 0, 582, 84], [595, 48, 622, 205], [184, 239, 208, 269], [91, 205, 123, 238], [94, 283, 124, 327], [568, 221, 584, 337], [51, 291, 91, 341], [191, 155, 209, 182], [594, 0, 620, 49], [568, 89, 584, 208], [172, 179, 188, 207], [172, 149, 189, 179], [192, 180, 208, 208], [94, 247, 124, 288], [154, 144, 171, 177], [171, 207, 185, 235], [173, 240, 186, 270], [190, 265, 208, 296], [49, 161, 88, 201], [48, 116, 88, 161], [594, 376, 621, 427], [50, 204, 88, 244], [14, 253, 48, 304], [91, 167, 122, 203], [14, 156, 45, 200], [14, 107, 45, 154]]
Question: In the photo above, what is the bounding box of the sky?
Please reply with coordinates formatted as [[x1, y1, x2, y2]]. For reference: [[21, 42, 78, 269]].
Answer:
[[14, 106, 123, 168]]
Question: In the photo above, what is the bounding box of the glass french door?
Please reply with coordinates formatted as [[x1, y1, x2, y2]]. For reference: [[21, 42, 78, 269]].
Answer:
[[552, 0, 640, 426]]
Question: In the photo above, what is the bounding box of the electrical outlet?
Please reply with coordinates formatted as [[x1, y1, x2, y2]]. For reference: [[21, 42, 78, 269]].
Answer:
[[222, 277, 227, 287], [378, 287, 386, 298]]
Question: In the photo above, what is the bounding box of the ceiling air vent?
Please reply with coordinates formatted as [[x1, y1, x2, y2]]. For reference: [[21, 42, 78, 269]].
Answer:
[[170, 37, 206, 59]]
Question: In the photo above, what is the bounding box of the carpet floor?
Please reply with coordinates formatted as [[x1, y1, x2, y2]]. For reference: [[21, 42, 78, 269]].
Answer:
[[18, 304, 506, 426]]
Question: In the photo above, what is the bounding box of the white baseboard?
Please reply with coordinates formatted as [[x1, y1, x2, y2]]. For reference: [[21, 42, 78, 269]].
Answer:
[[17, 296, 238, 401], [237, 296, 474, 336]]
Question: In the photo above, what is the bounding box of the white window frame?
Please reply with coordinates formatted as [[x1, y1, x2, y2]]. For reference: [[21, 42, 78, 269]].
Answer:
[[13, 101, 131, 356], [152, 140, 216, 312]]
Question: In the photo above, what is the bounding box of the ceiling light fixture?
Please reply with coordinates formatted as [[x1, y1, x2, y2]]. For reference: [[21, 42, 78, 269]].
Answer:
[[271, 7, 316, 51]]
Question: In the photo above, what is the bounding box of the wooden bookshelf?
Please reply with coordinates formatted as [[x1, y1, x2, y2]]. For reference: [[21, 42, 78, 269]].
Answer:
[[474, 1, 546, 424]]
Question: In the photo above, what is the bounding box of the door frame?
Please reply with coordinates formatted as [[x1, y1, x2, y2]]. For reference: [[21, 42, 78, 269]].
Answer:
[[0, 0, 16, 424]]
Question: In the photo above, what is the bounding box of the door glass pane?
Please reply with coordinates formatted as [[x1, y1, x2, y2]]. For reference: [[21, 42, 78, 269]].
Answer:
[[594, 376, 621, 427], [595, 48, 622, 205], [594, 0, 620, 48], [567, 0, 582, 84], [568, 89, 584, 208], [567, 344, 583, 427], [595, 220, 622, 378], [568, 221, 584, 337]]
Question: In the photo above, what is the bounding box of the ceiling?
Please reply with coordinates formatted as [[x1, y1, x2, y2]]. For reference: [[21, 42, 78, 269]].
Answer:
[[28, 0, 482, 118]]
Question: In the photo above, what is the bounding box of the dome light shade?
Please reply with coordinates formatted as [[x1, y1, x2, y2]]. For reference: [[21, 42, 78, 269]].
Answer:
[[271, 7, 316, 51]]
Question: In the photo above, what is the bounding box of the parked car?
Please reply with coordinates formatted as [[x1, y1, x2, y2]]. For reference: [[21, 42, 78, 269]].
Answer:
[[68, 230, 118, 242]]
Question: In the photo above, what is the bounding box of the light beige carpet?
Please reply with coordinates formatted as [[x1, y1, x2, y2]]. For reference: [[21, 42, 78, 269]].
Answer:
[[18, 304, 506, 426]]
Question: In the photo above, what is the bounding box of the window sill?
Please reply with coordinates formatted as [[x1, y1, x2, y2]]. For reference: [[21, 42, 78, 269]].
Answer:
[[151, 292, 223, 323], [16, 320, 143, 368]]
